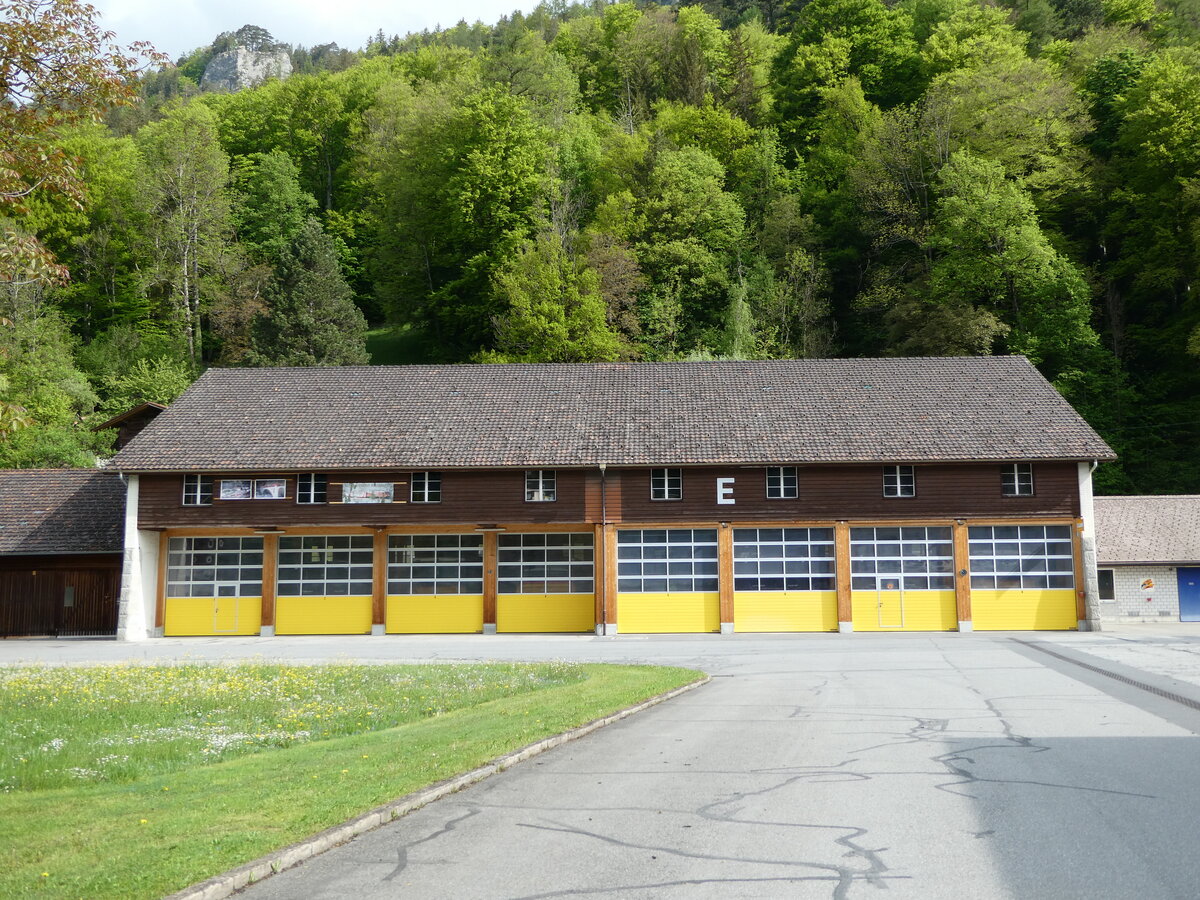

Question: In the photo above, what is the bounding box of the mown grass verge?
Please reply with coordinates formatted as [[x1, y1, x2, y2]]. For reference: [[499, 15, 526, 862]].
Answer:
[[0, 662, 701, 899]]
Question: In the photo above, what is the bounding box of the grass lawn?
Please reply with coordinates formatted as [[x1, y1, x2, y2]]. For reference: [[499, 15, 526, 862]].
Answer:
[[0, 661, 701, 899]]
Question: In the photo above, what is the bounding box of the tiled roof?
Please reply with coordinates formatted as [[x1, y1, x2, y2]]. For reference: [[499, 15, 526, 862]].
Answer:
[[0, 469, 125, 555], [111, 357, 1115, 471], [1094, 496, 1200, 564]]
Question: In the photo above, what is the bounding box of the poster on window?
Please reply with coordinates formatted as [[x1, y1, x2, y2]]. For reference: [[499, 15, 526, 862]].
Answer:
[[343, 482, 394, 504], [219, 479, 252, 500], [254, 478, 288, 499]]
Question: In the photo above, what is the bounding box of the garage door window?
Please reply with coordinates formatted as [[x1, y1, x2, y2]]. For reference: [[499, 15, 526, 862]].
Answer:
[[168, 536, 263, 597], [388, 534, 483, 595], [968, 525, 1074, 590], [849, 526, 953, 590], [733, 527, 835, 591], [498, 533, 593, 593], [617, 529, 718, 592], [278, 535, 374, 597]]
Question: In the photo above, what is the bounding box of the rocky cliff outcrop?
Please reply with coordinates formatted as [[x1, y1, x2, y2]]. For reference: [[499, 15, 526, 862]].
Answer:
[[201, 47, 292, 92]]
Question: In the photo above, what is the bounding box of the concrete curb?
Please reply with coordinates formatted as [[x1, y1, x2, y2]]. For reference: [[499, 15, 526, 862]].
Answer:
[[165, 674, 710, 900]]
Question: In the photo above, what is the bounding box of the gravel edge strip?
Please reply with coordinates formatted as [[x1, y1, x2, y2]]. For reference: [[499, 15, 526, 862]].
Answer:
[[165, 673, 711, 900]]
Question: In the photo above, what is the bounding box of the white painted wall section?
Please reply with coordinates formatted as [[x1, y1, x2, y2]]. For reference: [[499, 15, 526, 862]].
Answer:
[[115, 475, 159, 641]]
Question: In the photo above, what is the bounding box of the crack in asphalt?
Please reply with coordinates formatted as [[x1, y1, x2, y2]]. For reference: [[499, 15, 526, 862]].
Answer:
[[382, 805, 481, 881], [504, 873, 912, 899]]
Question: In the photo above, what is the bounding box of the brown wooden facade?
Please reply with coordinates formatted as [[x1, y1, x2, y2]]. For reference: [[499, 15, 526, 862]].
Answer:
[[0, 554, 121, 638], [137, 462, 1080, 529]]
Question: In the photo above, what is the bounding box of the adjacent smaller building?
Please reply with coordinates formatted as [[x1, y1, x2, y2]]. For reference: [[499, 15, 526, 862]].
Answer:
[[1094, 496, 1200, 622], [0, 468, 126, 637]]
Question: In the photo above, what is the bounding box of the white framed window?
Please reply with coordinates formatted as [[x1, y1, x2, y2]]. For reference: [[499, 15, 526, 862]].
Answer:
[[616, 528, 718, 593], [182, 474, 213, 506], [650, 468, 683, 501], [850, 526, 954, 591], [296, 473, 327, 504], [1098, 568, 1115, 600], [167, 536, 263, 597], [765, 467, 798, 499], [388, 534, 482, 595], [733, 527, 834, 591], [882, 465, 915, 498], [968, 524, 1074, 590], [277, 535, 374, 597], [1001, 463, 1034, 496], [411, 471, 441, 503], [498, 533, 594, 594], [525, 470, 556, 502]]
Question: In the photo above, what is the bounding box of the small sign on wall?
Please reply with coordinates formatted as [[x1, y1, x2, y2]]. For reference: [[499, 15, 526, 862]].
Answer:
[[343, 482, 394, 504], [716, 477, 735, 505]]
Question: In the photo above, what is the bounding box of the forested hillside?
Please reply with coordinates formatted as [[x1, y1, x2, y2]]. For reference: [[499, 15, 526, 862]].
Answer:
[[3, 0, 1199, 493]]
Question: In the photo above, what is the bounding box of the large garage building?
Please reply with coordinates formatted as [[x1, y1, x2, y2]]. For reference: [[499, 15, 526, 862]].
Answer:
[[111, 357, 1114, 638]]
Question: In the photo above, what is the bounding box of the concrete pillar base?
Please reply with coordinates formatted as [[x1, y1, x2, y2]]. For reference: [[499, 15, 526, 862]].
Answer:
[[259, 625, 275, 637], [596, 623, 618, 636], [838, 621, 854, 634], [1077, 619, 1094, 632], [720, 622, 735, 635], [957, 620, 973, 633], [153, 627, 164, 638], [370, 624, 385, 636], [482, 623, 498, 635]]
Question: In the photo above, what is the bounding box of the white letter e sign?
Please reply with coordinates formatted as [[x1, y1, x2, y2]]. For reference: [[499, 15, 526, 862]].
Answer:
[[716, 477, 735, 505]]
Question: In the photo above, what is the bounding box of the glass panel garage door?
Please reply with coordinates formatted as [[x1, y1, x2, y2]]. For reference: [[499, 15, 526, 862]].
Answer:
[[617, 529, 719, 633], [849, 526, 956, 631], [164, 536, 264, 635], [276, 535, 373, 634], [968, 524, 1077, 630], [497, 533, 595, 632], [732, 527, 837, 632], [386, 533, 483, 633]]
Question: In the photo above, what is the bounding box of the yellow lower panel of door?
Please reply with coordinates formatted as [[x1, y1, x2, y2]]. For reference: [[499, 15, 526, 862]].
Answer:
[[276, 596, 372, 635], [497, 593, 594, 633], [386, 595, 483, 634], [163, 596, 261, 636], [618, 592, 719, 633], [971, 589, 1077, 630], [850, 590, 958, 631], [733, 591, 837, 632]]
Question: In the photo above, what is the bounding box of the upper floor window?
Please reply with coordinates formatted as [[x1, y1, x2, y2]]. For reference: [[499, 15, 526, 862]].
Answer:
[[296, 473, 327, 504], [525, 470, 556, 502], [882, 465, 915, 498], [1001, 463, 1034, 496], [766, 466, 798, 499], [411, 471, 442, 503], [650, 468, 682, 501], [182, 474, 213, 506]]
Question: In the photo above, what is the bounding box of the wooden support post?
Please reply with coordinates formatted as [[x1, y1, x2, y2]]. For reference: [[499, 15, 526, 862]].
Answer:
[[603, 524, 618, 634], [1072, 519, 1087, 625], [482, 530, 498, 634], [835, 522, 852, 633], [155, 532, 168, 631], [718, 523, 734, 634], [260, 532, 279, 634], [593, 523, 605, 632], [953, 520, 972, 631], [371, 530, 387, 633]]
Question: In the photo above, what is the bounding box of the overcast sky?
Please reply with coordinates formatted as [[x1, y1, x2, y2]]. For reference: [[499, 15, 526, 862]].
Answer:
[[91, 0, 540, 61]]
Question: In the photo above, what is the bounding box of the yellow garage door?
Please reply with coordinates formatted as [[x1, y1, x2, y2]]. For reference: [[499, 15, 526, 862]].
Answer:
[[732, 527, 838, 632], [497, 532, 595, 632], [968, 524, 1077, 630], [849, 526, 958, 631], [276, 595, 372, 634], [164, 596, 261, 636], [276, 534, 374, 634], [385, 533, 485, 633], [163, 536, 264, 636], [617, 528, 719, 633]]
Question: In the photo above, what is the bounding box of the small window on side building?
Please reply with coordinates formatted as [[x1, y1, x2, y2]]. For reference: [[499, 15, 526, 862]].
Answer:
[[1098, 569, 1115, 601], [182, 474, 213, 506], [525, 470, 556, 502], [650, 468, 683, 501], [1002, 463, 1034, 496], [882, 466, 915, 498], [766, 466, 798, 499], [296, 473, 327, 504]]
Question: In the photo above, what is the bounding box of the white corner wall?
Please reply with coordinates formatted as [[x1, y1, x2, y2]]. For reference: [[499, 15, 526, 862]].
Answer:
[[1076, 462, 1101, 631], [116, 475, 159, 640]]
